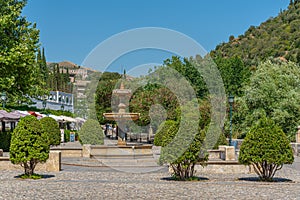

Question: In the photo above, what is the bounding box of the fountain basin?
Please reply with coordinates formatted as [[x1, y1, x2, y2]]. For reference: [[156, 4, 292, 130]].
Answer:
[[103, 113, 140, 121]]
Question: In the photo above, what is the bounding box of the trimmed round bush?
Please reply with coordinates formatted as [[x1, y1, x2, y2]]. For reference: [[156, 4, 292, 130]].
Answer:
[[0, 131, 12, 151], [10, 115, 49, 176], [78, 119, 104, 145], [40, 117, 61, 146], [239, 117, 294, 181]]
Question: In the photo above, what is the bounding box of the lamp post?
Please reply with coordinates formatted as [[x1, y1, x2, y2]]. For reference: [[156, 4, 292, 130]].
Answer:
[[1, 91, 7, 108], [228, 94, 234, 146], [42, 98, 47, 110]]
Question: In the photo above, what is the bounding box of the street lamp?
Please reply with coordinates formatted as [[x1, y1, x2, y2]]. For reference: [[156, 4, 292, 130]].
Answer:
[[1, 91, 7, 108], [228, 94, 234, 146], [42, 98, 47, 110]]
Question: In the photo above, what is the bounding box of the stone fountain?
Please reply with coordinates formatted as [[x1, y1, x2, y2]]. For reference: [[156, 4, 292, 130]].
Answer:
[[80, 79, 163, 172], [81, 78, 154, 164], [103, 81, 140, 146]]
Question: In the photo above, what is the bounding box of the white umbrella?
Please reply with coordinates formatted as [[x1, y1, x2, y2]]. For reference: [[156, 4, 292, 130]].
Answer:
[[49, 114, 64, 122]]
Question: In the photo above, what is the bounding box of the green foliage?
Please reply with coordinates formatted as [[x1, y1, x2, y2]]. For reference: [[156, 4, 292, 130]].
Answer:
[[63, 130, 78, 143], [240, 60, 300, 140], [19, 173, 42, 180], [95, 72, 122, 124], [154, 120, 178, 147], [78, 119, 104, 145], [211, 2, 300, 66], [129, 86, 179, 127], [239, 117, 294, 181], [214, 132, 227, 149], [0, 0, 46, 105], [214, 56, 251, 97], [157, 101, 209, 180], [0, 131, 12, 151], [163, 56, 208, 98], [10, 115, 50, 176], [40, 117, 61, 146], [46, 63, 73, 93], [36, 47, 48, 86], [64, 130, 71, 143]]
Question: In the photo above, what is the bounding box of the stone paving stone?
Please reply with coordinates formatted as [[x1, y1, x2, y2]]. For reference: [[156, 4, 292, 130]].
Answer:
[[0, 162, 299, 200]]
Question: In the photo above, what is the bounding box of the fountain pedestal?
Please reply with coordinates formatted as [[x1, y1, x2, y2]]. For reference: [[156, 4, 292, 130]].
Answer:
[[103, 82, 140, 146]]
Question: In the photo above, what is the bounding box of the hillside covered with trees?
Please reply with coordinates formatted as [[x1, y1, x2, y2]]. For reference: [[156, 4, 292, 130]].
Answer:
[[211, 0, 300, 68]]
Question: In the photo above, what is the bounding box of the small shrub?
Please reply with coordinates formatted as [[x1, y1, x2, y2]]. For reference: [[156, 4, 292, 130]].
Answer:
[[19, 173, 42, 180], [40, 117, 61, 146], [10, 115, 49, 176], [239, 117, 294, 181], [213, 132, 227, 149], [0, 131, 12, 151], [78, 119, 104, 145], [159, 120, 208, 180], [64, 130, 70, 142]]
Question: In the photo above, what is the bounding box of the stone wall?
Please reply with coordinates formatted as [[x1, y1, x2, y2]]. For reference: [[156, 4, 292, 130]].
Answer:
[[51, 147, 82, 157], [0, 151, 61, 172], [291, 143, 300, 156], [195, 163, 251, 174]]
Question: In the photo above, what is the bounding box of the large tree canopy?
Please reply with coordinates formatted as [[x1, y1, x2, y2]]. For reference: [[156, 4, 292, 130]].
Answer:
[[239, 60, 300, 140], [0, 0, 43, 104], [95, 72, 122, 124]]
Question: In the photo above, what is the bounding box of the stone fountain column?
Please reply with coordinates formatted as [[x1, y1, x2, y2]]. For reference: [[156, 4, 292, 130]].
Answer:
[[103, 81, 140, 146], [117, 102, 127, 146]]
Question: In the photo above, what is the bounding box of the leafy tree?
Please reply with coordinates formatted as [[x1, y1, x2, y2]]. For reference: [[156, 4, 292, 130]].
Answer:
[[214, 56, 250, 97], [78, 119, 104, 145], [164, 56, 208, 98], [241, 60, 300, 140], [95, 72, 122, 124], [157, 101, 208, 180], [10, 115, 49, 177], [40, 117, 61, 146], [0, 0, 45, 104], [129, 86, 179, 127], [239, 117, 294, 181]]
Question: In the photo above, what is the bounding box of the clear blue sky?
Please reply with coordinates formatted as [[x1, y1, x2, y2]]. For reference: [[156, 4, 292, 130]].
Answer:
[[23, 0, 289, 73]]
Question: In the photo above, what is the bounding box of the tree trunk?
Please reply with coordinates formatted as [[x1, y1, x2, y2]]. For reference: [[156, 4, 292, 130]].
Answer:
[[23, 160, 37, 176]]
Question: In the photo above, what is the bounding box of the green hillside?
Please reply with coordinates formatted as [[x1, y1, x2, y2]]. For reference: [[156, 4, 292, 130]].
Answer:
[[211, 0, 300, 68]]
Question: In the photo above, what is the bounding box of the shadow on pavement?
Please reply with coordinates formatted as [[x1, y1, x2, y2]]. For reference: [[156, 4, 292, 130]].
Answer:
[[239, 177, 294, 183]]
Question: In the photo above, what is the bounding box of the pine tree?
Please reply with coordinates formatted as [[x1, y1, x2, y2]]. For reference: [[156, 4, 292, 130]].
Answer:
[[41, 47, 48, 82]]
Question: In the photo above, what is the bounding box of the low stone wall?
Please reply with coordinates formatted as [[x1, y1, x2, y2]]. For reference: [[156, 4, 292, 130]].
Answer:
[[0, 151, 61, 172], [208, 146, 236, 161], [195, 161, 251, 174], [83, 144, 153, 158], [51, 147, 82, 157], [291, 143, 300, 156]]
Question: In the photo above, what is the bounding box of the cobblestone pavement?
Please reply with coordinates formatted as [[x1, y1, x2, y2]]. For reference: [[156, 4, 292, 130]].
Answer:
[[0, 159, 300, 200]]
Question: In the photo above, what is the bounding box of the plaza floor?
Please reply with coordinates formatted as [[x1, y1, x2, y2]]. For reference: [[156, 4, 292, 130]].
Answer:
[[0, 157, 299, 200]]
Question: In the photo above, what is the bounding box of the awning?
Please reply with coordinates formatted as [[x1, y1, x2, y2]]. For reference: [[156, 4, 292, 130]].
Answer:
[[11, 110, 28, 118], [60, 116, 77, 123], [48, 114, 64, 122], [0, 110, 20, 122]]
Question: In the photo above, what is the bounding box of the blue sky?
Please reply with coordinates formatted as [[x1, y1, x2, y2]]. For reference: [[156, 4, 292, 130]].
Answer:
[[23, 0, 289, 74]]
